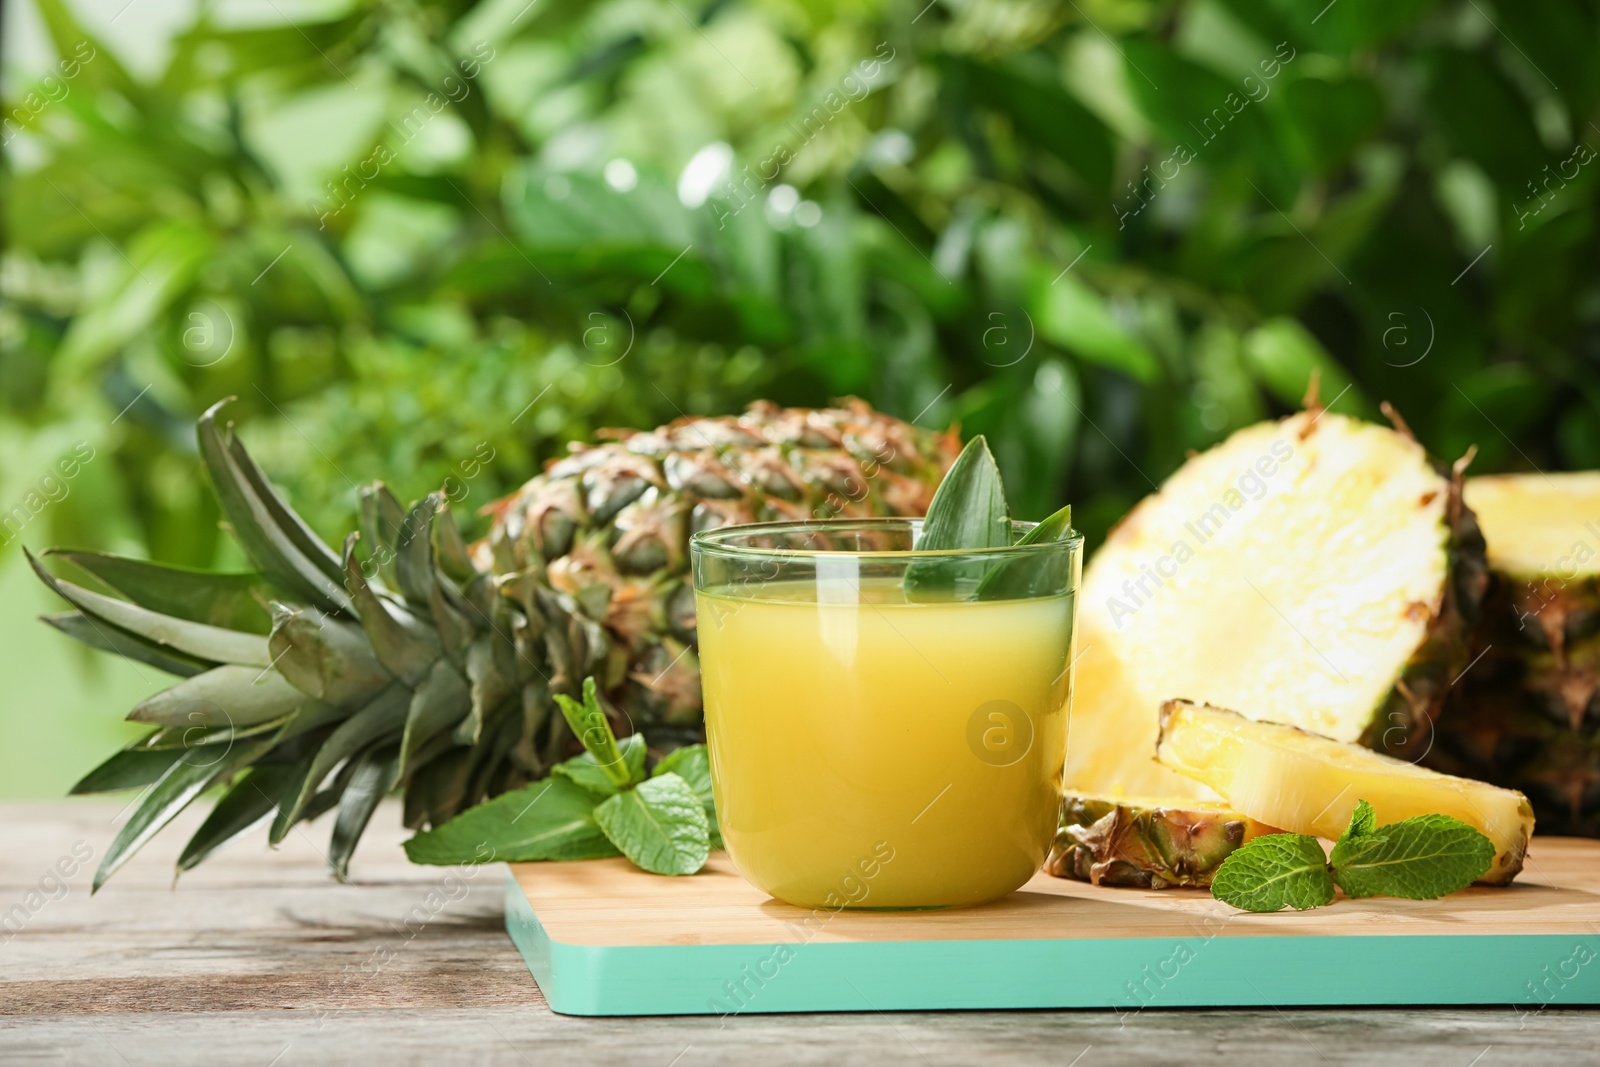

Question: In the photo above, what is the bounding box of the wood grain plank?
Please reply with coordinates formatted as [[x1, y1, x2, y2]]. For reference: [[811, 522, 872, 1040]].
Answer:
[[3, 801, 1597, 1066], [512, 840, 1600, 947], [5, 1005, 1599, 1067]]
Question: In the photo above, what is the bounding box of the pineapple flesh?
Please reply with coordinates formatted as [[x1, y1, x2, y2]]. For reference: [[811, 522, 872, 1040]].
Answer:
[[1047, 792, 1282, 889], [34, 399, 958, 887], [1157, 700, 1534, 885], [1427, 473, 1600, 835], [1065, 410, 1485, 800]]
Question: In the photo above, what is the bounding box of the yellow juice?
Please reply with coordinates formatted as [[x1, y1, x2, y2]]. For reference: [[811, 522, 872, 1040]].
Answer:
[[696, 577, 1074, 909]]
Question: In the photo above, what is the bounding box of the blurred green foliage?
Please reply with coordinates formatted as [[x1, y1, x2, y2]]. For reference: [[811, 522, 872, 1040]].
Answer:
[[4, 0, 1599, 568]]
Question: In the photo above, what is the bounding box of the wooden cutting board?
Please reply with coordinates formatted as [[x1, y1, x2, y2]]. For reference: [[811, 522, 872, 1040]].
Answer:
[[505, 838, 1600, 1016]]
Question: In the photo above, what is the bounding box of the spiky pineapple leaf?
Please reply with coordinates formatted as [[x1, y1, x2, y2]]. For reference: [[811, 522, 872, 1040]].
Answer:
[[404, 748, 471, 830], [176, 765, 299, 872], [198, 400, 350, 615], [330, 747, 398, 880], [301, 746, 366, 824], [403, 777, 619, 864], [276, 684, 409, 838], [395, 495, 441, 609], [47, 550, 271, 633], [428, 579, 476, 658], [432, 501, 477, 585], [268, 610, 393, 705], [70, 747, 186, 795], [593, 773, 709, 876], [552, 733, 648, 797], [42, 611, 211, 677], [275, 698, 349, 743], [342, 535, 441, 685], [28, 549, 272, 666], [358, 483, 406, 588], [457, 634, 513, 746], [95, 735, 279, 891], [128, 718, 288, 750], [399, 660, 472, 777], [224, 432, 345, 587], [128, 665, 318, 727]]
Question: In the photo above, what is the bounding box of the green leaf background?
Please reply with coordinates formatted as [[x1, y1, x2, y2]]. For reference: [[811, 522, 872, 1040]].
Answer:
[[5, 0, 1600, 794]]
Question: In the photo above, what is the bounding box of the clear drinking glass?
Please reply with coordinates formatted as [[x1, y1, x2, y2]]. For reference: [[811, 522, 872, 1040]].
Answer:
[[690, 518, 1082, 910]]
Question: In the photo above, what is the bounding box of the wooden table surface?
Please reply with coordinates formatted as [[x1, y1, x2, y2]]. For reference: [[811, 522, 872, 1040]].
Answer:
[[4, 800, 1596, 1066]]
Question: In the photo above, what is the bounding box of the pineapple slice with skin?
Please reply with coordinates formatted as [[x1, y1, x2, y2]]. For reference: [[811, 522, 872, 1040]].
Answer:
[[1429, 472, 1600, 835], [1065, 408, 1485, 800], [1464, 471, 1600, 653], [1046, 792, 1283, 889], [1157, 700, 1534, 885]]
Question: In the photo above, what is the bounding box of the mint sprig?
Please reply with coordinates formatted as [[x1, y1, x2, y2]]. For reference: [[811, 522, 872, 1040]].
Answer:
[[1329, 803, 1495, 900], [405, 677, 717, 875], [1209, 833, 1335, 912], [1210, 800, 1495, 913], [401, 777, 621, 865], [651, 742, 722, 849], [594, 774, 709, 876], [553, 677, 635, 791]]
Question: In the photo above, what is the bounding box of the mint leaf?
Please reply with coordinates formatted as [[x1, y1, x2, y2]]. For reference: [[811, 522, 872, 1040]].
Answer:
[[403, 777, 618, 865], [1330, 812, 1494, 900], [652, 744, 721, 849], [974, 502, 1075, 601], [553, 733, 648, 797], [1211, 833, 1335, 912], [1341, 799, 1378, 842], [594, 772, 709, 875], [553, 677, 634, 789]]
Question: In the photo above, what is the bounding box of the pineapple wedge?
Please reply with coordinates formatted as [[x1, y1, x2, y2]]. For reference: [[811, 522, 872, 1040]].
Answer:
[[1047, 792, 1282, 889], [1156, 700, 1535, 885], [1431, 472, 1600, 836], [1065, 410, 1485, 800]]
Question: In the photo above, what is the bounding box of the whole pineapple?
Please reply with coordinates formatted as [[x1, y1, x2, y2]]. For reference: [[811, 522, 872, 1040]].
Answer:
[[34, 399, 959, 888], [1425, 472, 1600, 836]]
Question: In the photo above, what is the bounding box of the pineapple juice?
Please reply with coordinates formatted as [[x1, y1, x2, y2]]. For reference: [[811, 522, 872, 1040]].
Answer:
[[696, 576, 1074, 909]]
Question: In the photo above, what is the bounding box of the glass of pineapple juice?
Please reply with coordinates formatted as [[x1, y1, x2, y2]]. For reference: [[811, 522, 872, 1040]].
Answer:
[[691, 518, 1081, 910]]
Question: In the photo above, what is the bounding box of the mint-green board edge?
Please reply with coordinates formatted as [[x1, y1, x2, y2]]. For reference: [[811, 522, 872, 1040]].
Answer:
[[504, 875, 1600, 1017]]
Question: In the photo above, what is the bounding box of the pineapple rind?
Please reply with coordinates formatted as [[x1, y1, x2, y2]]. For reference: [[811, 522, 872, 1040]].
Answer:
[[1046, 792, 1282, 889]]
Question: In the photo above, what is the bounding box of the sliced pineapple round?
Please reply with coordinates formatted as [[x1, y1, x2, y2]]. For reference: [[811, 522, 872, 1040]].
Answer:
[[1046, 792, 1282, 889], [1157, 699, 1533, 884], [1065, 410, 1484, 798]]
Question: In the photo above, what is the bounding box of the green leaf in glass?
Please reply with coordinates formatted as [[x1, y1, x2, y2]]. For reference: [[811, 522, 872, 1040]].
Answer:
[[904, 435, 1009, 598]]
